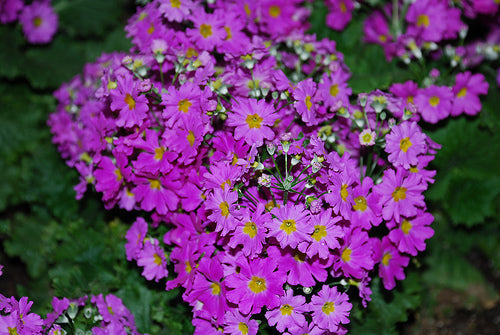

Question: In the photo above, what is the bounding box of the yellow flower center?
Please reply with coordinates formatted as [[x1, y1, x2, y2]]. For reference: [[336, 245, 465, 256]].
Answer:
[[33, 17, 42, 27], [245, 113, 263, 129], [417, 14, 430, 27], [211, 282, 221, 295], [124, 93, 136, 110], [147, 23, 155, 34], [8, 327, 19, 335], [238, 322, 249, 335], [269, 5, 281, 17], [382, 252, 392, 266], [187, 131, 195, 146], [114, 169, 123, 182], [247, 79, 260, 89], [401, 219, 412, 234], [170, 0, 181, 8], [244, 3, 251, 16], [330, 84, 339, 97], [280, 304, 294, 315], [340, 1, 347, 12], [178, 99, 192, 113], [280, 219, 297, 235], [340, 184, 349, 201], [312, 225, 327, 241], [243, 221, 258, 238], [341, 248, 352, 262], [379, 34, 387, 43], [353, 196, 367, 211], [149, 179, 161, 190], [154, 146, 165, 160], [409, 165, 419, 173], [107, 306, 114, 315], [399, 137, 412, 153], [153, 253, 162, 265], [294, 252, 307, 263], [305, 95, 313, 110], [322, 301, 335, 315], [220, 179, 231, 191], [232, 153, 239, 166], [219, 201, 229, 217], [248, 276, 267, 293], [186, 47, 198, 58], [224, 26, 232, 40], [185, 261, 192, 273], [392, 186, 407, 202], [429, 96, 440, 107], [200, 24, 213, 38], [457, 87, 467, 98]]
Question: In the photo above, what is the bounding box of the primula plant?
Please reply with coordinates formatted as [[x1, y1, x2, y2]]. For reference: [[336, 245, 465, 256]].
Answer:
[[1, 0, 499, 334]]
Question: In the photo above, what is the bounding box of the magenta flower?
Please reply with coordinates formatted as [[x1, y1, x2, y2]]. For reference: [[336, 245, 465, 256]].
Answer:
[[223, 310, 259, 335], [414, 85, 453, 124], [406, 0, 452, 42], [0, 0, 23, 24], [385, 121, 428, 169], [206, 187, 239, 236], [185, 257, 228, 322], [324, 170, 356, 220], [451, 71, 489, 116], [293, 78, 320, 126], [374, 237, 410, 290], [388, 210, 434, 256], [125, 217, 148, 261], [301, 208, 343, 259], [227, 204, 269, 258], [159, 0, 194, 23], [226, 98, 278, 147], [310, 285, 352, 331], [137, 238, 168, 282], [325, 0, 355, 31], [109, 73, 149, 128], [18, 1, 58, 44], [266, 204, 312, 249], [350, 177, 382, 229], [129, 129, 177, 175], [318, 70, 352, 111], [334, 227, 374, 279], [225, 256, 285, 315], [374, 167, 427, 222], [187, 8, 225, 51], [134, 171, 181, 215], [265, 289, 309, 333]]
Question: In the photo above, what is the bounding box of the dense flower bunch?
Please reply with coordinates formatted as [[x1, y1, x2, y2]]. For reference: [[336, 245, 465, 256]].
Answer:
[[0, 290, 142, 334], [326, 0, 500, 85], [48, 0, 489, 334], [0, 0, 58, 44]]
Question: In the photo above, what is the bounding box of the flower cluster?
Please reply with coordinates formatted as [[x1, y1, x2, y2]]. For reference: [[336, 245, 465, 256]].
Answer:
[[325, 0, 500, 85], [0, 291, 142, 334], [0, 0, 58, 44], [48, 0, 489, 334]]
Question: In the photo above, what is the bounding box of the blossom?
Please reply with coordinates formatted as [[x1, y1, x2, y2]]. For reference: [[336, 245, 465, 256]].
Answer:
[[385, 121, 427, 169], [225, 256, 285, 315], [334, 227, 374, 279], [374, 167, 427, 222], [301, 208, 343, 259], [137, 239, 168, 282], [223, 311, 259, 335], [18, 1, 58, 44], [358, 128, 376, 146], [226, 98, 278, 146], [265, 289, 309, 333], [388, 210, 434, 256], [374, 237, 410, 290], [187, 8, 225, 50], [0, 0, 23, 24], [414, 86, 453, 124], [325, 0, 355, 31], [350, 177, 382, 229], [227, 204, 269, 258], [109, 73, 149, 128], [451, 71, 489, 116], [293, 78, 320, 126], [125, 217, 148, 261], [206, 187, 239, 236], [310, 285, 352, 330], [266, 204, 312, 249]]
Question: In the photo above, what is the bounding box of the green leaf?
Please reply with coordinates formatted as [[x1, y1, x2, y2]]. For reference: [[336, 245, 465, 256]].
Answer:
[[54, 0, 126, 37], [0, 26, 26, 79]]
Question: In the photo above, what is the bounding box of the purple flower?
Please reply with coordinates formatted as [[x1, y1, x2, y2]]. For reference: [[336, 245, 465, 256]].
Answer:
[[137, 238, 168, 282], [265, 289, 309, 333], [334, 227, 374, 279], [414, 85, 453, 124], [266, 204, 313, 249], [0, 0, 23, 24], [385, 121, 428, 169], [451, 71, 489, 117], [388, 210, 434, 256], [18, 1, 58, 44], [226, 98, 278, 147], [125, 217, 148, 261], [374, 237, 410, 290], [310, 285, 352, 330]]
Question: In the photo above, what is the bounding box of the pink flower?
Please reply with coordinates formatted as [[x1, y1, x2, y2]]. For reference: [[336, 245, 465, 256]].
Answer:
[[225, 256, 285, 315], [18, 1, 58, 44], [388, 210, 434, 256], [451, 71, 489, 116], [137, 239, 168, 282], [374, 168, 427, 222], [385, 121, 428, 169], [334, 227, 374, 279], [374, 237, 410, 290], [266, 204, 312, 249], [125, 217, 148, 261], [318, 70, 352, 111], [187, 8, 225, 51], [350, 177, 382, 229], [227, 204, 269, 258], [293, 78, 320, 126], [300, 208, 343, 259], [205, 187, 239, 236], [223, 310, 259, 335], [0, 0, 23, 24], [325, 0, 355, 31], [265, 289, 309, 333], [226, 98, 278, 146], [310, 285, 352, 330], [110, 73, 149, 128]]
